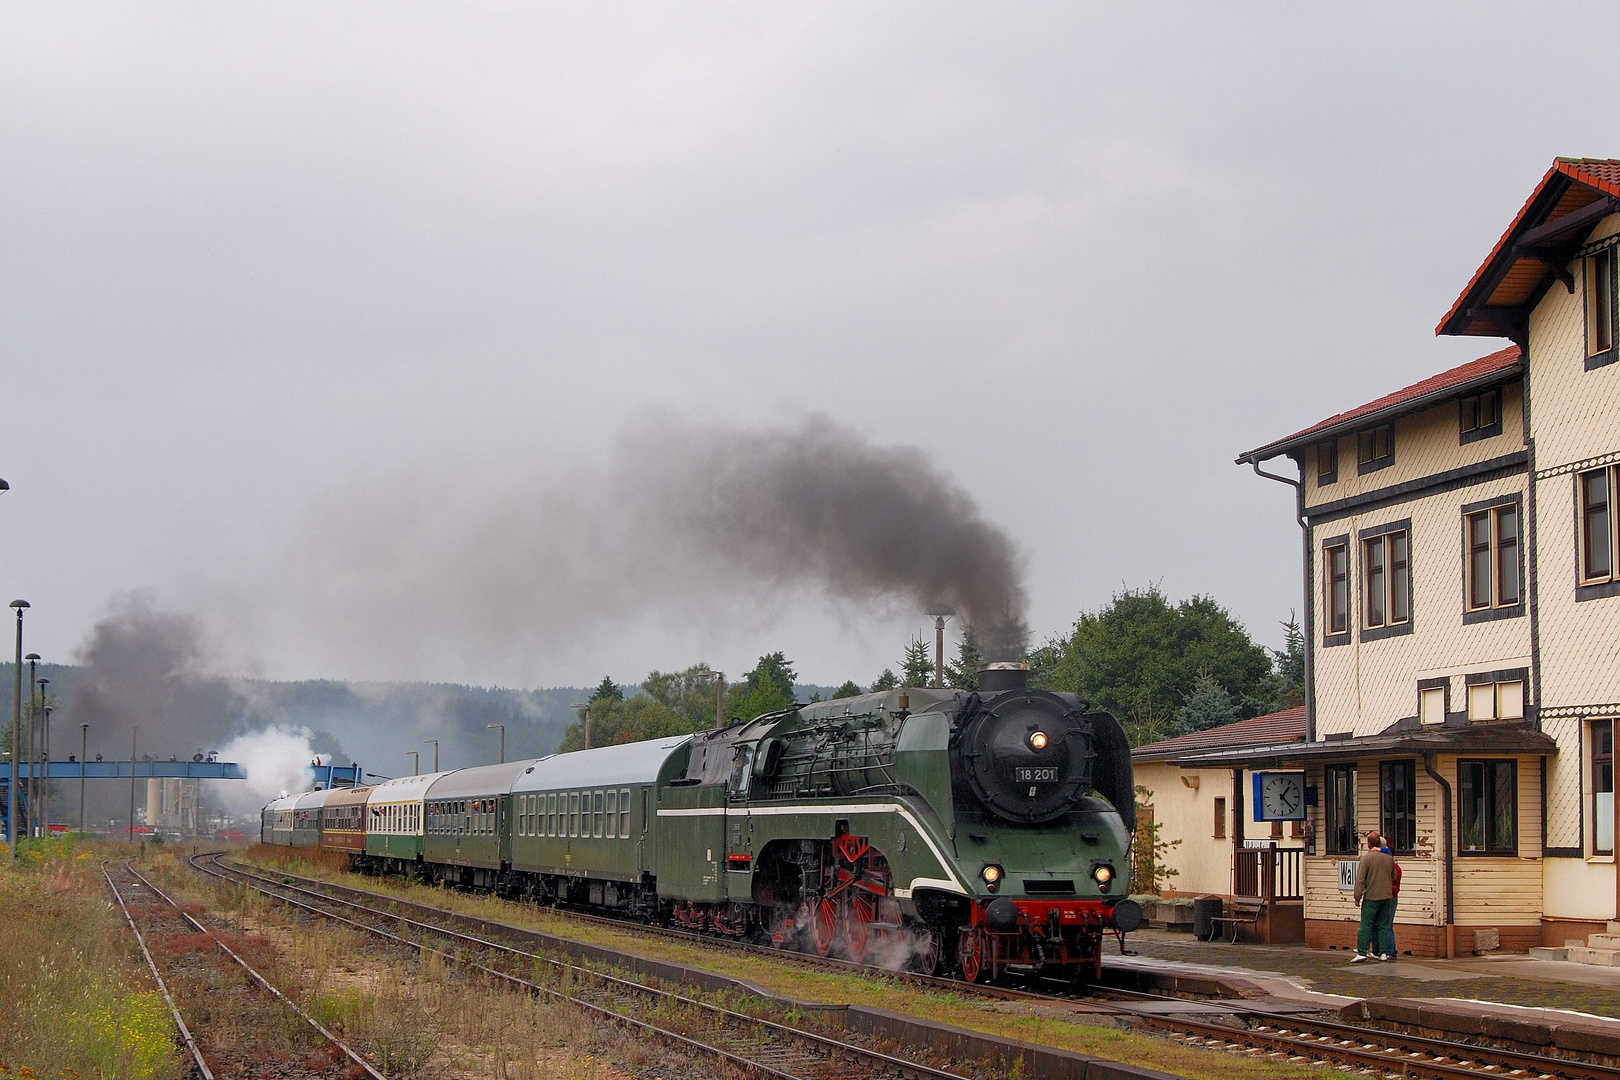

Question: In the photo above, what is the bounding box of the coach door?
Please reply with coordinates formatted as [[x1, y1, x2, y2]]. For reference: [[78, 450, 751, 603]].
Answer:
[[725, 745, 755, 896]]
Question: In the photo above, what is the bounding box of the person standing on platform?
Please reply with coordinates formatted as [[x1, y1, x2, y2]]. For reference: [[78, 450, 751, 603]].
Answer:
[[1352, 830, 1395, 962], [1379, 838, 1402, 960]]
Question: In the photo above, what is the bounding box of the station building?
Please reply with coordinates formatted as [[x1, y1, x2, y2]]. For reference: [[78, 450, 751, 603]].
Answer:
[[1196, 158, 1620, 957]]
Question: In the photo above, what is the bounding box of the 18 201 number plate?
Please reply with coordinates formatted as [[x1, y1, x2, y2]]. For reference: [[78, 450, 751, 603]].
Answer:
[[1015, 767, 1058, 782]]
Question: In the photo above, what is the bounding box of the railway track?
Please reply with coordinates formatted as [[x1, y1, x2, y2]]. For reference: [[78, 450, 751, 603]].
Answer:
[[195, 853, 982, 1080], [205, 853, 1620, 1080], [103, 861, 385, 1080]]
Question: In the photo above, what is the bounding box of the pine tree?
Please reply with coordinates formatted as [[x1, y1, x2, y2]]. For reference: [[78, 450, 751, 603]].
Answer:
[[946, 631, 986, 691], [1270, 612, 1305, 708], [1173, 669, 1237, 735], [870, 669, 900, 692], [900, 637, 934, 687], [831, 680, 863, 699], [590, 676, 624, 703]]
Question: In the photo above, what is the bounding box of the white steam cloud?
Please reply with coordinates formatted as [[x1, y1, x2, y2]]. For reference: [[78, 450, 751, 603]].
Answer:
[[215, 726, 320, 812]]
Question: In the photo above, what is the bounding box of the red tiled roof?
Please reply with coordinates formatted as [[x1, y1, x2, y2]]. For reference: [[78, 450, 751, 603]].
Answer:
[[1131, 706, 1306, 761], [1438, 157, 1620, 338], [1236, 345, 1521, 464]]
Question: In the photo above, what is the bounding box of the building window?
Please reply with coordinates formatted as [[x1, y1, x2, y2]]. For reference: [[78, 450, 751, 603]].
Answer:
[[1464, 502, 1521, 615], [1459, 389, 1503, 443], [1357, 424, 1394, 474], [1418, 679, 1448, 726], [1582, 467, 1616, 586], [1379, 761, 1417, 853], [1466, 675, 1525, 721], [1587, 248, 1617, 368], [1213, 796, 1227, 838], [1361, 529, 1410, 631], [1595, 720, 1615, 856], [1324, 537, 1350, 642], [1325, 765, 1357, 854], [1316, 439, 1338, 486], [1458, 759, 1517, 855]]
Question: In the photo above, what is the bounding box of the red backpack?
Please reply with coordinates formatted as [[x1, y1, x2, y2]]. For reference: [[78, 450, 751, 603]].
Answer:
[[1391, 861, 1402, 897]]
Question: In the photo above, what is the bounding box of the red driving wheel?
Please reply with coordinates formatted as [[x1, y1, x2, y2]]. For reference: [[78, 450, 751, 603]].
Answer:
[[813, 899, 837, 957]]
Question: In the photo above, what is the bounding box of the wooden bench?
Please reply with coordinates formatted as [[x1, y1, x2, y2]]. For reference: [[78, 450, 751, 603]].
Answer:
[[1207, 901, 1263, 943]]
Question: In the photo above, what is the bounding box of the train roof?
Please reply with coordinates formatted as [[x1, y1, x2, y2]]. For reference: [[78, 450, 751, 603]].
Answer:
[[292, 788, 336, 810], [323, 784, 374, 807], [262, 793, 300, 813], [423, 759, 537, 801], [793, 687, 958, 725], [511, 735, 693, 793], [365, 771, 449, 804]]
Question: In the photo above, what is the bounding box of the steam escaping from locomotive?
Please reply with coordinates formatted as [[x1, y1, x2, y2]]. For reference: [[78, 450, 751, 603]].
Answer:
[[276, 413, 1029, 669]]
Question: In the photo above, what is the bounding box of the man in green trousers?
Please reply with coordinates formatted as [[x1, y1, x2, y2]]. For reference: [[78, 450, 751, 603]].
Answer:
[[1352, 830, 1395, 962]]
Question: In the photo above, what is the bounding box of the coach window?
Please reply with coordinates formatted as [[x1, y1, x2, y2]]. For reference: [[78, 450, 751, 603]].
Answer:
[[548, 793, 556, 836], [1326, 765, 1357, 854], [642, 788, 650, 835], [621, 789, 631, 837], [1595, 721, 1615, 856], [1380, 761, 1417, 853], [1458, 759, 1517, 855], [1587, 246, 1618, 369], [605, 790, 617, 838], [594, 791, 605, 837], [569, 792, 579, 836]]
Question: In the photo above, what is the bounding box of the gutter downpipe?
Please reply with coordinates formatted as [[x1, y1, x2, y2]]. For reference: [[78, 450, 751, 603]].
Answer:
[[1248, 459, 1314, 743], [1423, 751, 1455, 958]]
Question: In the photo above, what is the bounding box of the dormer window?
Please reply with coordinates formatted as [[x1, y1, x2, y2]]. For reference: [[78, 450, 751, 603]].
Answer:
[[1587, 247, 1617, 369], [1459, 389, 1502, 443], [1315, 439, 1337, 486], [1356, 424, 1394, 474]]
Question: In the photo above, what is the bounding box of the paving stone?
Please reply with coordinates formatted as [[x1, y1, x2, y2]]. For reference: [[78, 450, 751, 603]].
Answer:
[[1568, 947, 1620, 966]]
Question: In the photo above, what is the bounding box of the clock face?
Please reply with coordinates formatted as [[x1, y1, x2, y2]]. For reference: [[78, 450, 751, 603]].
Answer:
[[1261, 773, 1304, 819]]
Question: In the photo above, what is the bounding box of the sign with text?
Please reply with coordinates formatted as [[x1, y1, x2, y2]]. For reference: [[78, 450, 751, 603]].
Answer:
[[1338, 860, 1357, 892]]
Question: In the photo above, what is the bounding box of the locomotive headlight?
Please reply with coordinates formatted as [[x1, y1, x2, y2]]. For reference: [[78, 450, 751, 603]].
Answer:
[[981, 864, 1004, 891], [1028, 731, 1049, 751], [1092, 864, 1114, 890]]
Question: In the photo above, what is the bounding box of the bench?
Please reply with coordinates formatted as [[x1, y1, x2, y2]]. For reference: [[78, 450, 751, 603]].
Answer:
[[1206, 902, 1262, 943]]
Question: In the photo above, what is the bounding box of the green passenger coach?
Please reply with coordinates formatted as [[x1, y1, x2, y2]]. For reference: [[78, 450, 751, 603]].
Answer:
[[422, 761, 532, 887]]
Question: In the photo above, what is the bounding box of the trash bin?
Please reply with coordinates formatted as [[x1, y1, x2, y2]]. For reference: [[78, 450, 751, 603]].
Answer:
[[1192, 896, 1223, 941]]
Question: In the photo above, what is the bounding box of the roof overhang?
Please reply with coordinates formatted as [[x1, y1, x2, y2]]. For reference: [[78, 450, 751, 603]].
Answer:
[[1172, 720, 1556, 769], [1235, 349, 1521, 465], [1438, 158, 1620, 340]]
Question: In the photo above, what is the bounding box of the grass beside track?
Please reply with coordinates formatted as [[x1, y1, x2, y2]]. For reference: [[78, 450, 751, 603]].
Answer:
[[0, 837, 184, 1080], [241, 845, 1339, 1080]]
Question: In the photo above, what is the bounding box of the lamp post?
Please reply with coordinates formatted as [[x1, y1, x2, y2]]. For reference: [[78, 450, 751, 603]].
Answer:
[[488, 723, 505, 764], [695, 670, 726, 729], [570, 703, 591, 749], [40, 703, 51, 833], [8, 599, 29, 859], [406, 751, 419, 776], [79, 724, 88, 836], [423, 739, 438, 772], [128, 725, 139, 844], [25, 656, 38, 837]]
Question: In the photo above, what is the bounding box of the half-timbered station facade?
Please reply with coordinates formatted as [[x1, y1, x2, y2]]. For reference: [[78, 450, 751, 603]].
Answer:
[[1215, 158, 1620, 958]]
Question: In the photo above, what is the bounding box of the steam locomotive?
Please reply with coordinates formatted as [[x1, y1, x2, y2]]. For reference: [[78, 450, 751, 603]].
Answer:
[[263, 663, 1139, 983]]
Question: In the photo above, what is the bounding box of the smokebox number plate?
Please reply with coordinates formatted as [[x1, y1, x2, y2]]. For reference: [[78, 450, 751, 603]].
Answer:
[[1015, 767, 1058, 782]]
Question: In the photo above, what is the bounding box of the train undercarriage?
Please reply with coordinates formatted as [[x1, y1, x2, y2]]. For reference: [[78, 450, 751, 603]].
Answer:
[[354, 829, 1129, 983]]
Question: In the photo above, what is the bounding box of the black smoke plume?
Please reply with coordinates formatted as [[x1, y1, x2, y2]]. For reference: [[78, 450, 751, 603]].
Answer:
[[280, 413, 1029, 667]]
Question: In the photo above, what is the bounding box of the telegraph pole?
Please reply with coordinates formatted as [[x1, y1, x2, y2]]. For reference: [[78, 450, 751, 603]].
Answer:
[[7, 601, 29, 857]]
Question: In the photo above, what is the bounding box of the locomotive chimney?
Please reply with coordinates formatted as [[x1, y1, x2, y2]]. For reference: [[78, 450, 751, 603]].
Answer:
[[977, 661, 1029, 693]]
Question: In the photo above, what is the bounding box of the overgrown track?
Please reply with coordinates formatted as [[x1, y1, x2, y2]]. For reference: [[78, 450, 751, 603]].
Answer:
[[196, 854, 981, 1080], [214, 855, 1620, 1080], [105, 861, 386, 1080]]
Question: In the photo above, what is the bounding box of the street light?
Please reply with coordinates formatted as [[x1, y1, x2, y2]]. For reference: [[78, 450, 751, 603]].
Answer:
[[406, 751, 419, 776], [423, 739, 439, 772], [25, 656, 38, 838], [8, 599, 29, 859], [569, 703, 591, 749], [488, 723, 505, 764], [695, 670, 726, 729], [79, 724, 89, 836], [35, 675, 48, 837], [128, 725, 139, 843]]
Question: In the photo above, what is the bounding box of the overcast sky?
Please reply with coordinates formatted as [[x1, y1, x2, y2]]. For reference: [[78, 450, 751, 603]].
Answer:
[[2, 5, 1613, 688]]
